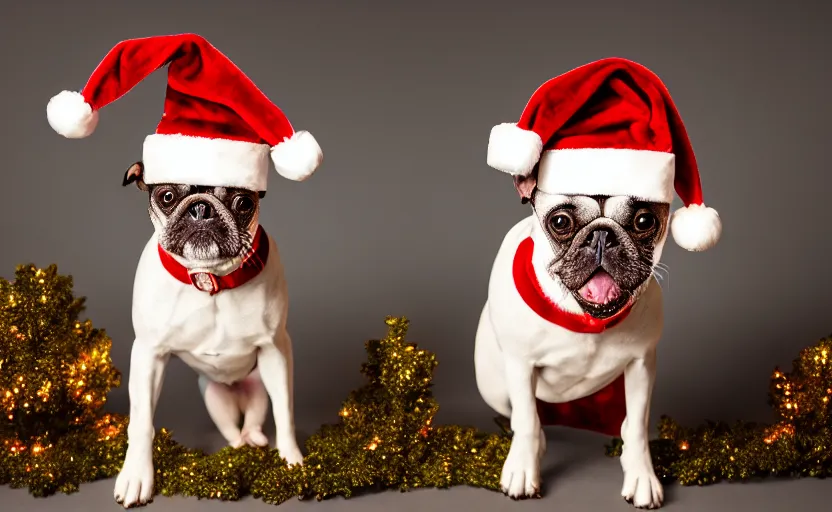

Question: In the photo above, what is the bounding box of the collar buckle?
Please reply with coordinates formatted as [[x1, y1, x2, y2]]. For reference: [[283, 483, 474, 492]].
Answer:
[[190, 272, 219, 294]]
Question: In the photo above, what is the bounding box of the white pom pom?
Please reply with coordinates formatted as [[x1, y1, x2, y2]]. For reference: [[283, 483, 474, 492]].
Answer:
[[486, 122, 543, 176], [46, 91, 99, 139], [270, 131, 323, 182], [670, 203, 722, 252]]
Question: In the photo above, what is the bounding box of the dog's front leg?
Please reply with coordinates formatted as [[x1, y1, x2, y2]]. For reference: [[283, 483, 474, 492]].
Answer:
[[256, 329, 303, 465], [114, 342, 169, 508], [620, 348, 663, 509], [501, 355, 542, 499]]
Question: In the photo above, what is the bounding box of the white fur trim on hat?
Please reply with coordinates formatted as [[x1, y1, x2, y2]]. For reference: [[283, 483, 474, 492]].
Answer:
[[487, 123, 543, 176], [46, 91, 99, 139], [142, 134, 270, 191], [670, 203, 722, 252], [270, 130, 323, 182], [536, 148, 676, 203]]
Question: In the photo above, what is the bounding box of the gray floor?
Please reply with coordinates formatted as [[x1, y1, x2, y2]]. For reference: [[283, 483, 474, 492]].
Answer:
[[2, 412, 828, 512]]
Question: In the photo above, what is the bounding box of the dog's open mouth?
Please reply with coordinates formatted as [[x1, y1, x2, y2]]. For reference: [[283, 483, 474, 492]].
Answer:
[[573, 269, 631, 319]]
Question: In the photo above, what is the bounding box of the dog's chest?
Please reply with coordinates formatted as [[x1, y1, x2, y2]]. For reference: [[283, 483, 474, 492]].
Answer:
[[529, 330, 626, 378], [164, 290, 271, 382], [137, 280, 278, 383], [500, 322, 639, 403], [164, 289, 269, 347], [132, 234, 285, 384]]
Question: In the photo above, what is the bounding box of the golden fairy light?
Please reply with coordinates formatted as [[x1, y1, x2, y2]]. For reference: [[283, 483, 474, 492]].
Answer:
[[366, 436, 382, 451], [763, 422, 795, 445], [36, 380, 52, 401], [8, 440, 26, 453]]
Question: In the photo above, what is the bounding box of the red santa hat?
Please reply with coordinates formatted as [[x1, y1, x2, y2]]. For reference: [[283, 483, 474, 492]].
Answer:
[[46, 33, 322, 191], [487, 57, 721, 252]]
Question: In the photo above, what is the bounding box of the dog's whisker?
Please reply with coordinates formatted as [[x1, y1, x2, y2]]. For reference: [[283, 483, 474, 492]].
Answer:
[[651, 265, 670, 291], [651, 271, 665, 290]]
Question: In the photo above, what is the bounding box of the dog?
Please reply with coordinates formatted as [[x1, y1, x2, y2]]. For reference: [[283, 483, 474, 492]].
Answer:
[[44, 34, 323, 508], [474, 57, 721, 510], [112, 162, 304, 507], [475, 190, 668, 508]]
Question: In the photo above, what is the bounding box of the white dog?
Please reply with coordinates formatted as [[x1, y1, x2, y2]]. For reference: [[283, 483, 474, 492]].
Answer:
[[474, 58, 721, 509], [113, 167, 306, 508], [45, 33, 324, 508]]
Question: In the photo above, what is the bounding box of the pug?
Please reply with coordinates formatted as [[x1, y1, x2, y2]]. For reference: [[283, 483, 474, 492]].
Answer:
[[45, 33, 324, 509], [114, 162, 303, 507], [474, 58, 721, 510], [474, 189, 669, 508]]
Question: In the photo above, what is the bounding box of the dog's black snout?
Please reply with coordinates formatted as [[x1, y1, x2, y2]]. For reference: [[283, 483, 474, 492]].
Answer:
[[585, 228, 618, 265], [188, 201, 214, 220], [590, 228, 618, 249], [583, 228, 619, 248]]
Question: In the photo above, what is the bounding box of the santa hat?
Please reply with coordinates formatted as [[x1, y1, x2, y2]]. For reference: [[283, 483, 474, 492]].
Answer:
[[487, 57, 721, 252], [46, 33, 322, 191]]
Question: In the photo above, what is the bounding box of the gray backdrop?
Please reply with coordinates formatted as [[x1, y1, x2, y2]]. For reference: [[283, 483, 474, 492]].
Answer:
[[2, 1, 830, 510]]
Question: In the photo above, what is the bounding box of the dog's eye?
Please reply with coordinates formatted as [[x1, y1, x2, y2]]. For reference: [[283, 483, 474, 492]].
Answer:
[[233, 195, 254, 213], [157, 189, 176, 207], [633, 211, 657, 232], [547, 212, 575, 237]]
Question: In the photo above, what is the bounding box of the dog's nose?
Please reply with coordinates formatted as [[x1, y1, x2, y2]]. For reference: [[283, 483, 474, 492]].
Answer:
[[188, 201, 214, 220], [588, 228, 618, 249], [586, 228, 618, 265]]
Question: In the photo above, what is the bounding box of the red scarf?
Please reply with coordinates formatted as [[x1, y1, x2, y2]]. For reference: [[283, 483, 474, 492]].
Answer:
[[512, 236, 633, 333], [158, 225, 269, 296], [512, 236, 629, 437]]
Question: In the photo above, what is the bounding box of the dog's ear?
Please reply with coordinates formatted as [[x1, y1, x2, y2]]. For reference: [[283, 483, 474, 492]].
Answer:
[[513, 173, 537, 205], [122, 161, 148, 191], [258, 191, 266, 199]]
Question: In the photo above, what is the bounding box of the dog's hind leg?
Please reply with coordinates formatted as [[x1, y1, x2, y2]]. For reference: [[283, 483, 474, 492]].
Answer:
[[198, 375, 244, 447], [237, 367, 269, 447]]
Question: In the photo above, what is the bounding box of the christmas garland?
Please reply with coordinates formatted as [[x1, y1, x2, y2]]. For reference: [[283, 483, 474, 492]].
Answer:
[[606, 338, 832, 485], [1, 265, 830, 504]]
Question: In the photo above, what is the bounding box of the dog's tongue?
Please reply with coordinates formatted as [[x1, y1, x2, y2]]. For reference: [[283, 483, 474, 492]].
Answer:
[[578, 270, 621, 305]]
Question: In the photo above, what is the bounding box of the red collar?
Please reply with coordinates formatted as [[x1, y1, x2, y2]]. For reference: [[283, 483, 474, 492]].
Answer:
[[157, 225, 269, 296], [512, 237, 632, 333]]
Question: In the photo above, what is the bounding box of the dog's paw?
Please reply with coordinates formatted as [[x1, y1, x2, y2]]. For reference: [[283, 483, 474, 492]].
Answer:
[[114, 453, 154, 508], [278, 441, 304, 466], [500, 437, 541, 499], [621, 465, 664, 509], [241, 428, 269, 447]]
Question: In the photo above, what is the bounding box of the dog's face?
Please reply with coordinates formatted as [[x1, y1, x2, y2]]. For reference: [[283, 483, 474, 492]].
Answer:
[[123, 162, 265, 267], [530, 191, 670, 319]]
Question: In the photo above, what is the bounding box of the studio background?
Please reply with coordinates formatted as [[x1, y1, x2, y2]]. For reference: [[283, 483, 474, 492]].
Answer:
[[1, 1, 830, 510]]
